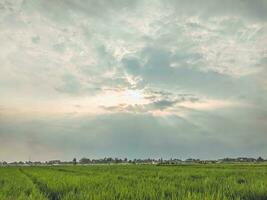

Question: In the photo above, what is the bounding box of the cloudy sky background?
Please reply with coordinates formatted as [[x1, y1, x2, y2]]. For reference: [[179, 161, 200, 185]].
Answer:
[[0, 0, 267, 162]]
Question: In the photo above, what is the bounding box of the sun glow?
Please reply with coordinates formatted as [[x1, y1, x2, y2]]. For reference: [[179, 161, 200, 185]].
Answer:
[[123, 90, 144, 105]]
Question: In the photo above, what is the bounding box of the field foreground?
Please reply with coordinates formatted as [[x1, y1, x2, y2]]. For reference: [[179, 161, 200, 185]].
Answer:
[[0, 164, 267, 200]]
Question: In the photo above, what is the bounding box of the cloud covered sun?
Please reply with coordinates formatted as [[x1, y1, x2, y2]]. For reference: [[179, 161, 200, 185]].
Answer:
[[123, 89, 145, 105]]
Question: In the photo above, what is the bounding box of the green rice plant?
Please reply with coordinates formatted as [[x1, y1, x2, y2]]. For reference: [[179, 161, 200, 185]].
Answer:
[[1, 164, 267, 200], [0, 167, 45, 200]]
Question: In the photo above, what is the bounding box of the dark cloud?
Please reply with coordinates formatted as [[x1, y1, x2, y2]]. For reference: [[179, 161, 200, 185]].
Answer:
[[123, 47, 261, 99], [151, 100, 178, 110], [1, 111, 267, 162]]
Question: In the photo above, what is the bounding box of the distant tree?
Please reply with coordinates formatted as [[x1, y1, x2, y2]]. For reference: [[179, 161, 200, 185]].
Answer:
[[73, 158, 77, 165], [3, 161, 7, 165], [257, 157, 264, 162]]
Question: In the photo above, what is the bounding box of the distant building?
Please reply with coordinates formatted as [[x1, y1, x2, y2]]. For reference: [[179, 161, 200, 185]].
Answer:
[[47, 160, 61, 165]]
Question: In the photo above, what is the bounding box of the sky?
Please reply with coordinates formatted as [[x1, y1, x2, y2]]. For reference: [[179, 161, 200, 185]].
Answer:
[[0, 0, 267, 162]]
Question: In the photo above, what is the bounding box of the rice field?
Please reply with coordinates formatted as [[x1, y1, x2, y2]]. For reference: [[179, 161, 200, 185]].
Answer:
[[0, 164, 267, 200]]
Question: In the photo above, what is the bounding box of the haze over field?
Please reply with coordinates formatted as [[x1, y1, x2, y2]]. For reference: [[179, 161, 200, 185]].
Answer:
[[0, 0, 267, 162]]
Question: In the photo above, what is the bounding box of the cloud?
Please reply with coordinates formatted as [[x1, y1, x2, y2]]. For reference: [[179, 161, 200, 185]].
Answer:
[[0, 0, 267, 160], [151, 100, 178, 110], [1, 111, 267, 162], [166, 0, 267, 21]]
